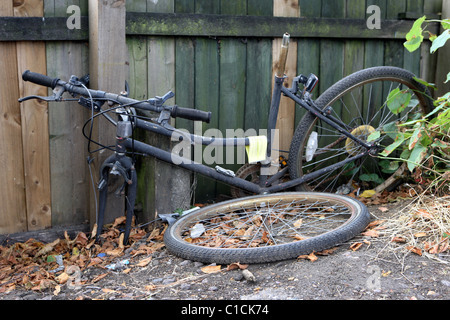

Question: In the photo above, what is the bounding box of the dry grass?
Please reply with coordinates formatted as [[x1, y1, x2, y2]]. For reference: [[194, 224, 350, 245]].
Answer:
[[375, 193, 450, 264]]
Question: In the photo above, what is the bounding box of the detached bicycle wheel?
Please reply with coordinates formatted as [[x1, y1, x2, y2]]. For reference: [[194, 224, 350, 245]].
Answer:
[[164, 192, 369, 264], [289, 66, 434, 193]]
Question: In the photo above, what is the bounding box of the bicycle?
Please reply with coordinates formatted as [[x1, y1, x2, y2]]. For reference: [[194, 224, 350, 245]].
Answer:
[[19, 33, 434, 264]]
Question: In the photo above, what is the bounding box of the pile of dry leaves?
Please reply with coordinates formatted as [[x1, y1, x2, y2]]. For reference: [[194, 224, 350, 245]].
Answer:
[[0, 217, 166, 295]]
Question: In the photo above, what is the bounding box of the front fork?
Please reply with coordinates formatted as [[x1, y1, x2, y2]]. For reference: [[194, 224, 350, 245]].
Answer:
[[96, 114, 137, 244]]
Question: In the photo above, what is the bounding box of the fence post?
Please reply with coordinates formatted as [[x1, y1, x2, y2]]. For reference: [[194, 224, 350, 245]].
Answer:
[[88, 0, 128, 228], [272, 0, 300, 157]]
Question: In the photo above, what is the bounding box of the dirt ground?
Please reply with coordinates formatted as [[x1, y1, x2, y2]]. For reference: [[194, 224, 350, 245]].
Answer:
[[1, 197, 449, 305]]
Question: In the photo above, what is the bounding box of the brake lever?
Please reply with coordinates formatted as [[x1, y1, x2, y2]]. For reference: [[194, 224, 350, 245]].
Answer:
[[18, 85, 65, 103]]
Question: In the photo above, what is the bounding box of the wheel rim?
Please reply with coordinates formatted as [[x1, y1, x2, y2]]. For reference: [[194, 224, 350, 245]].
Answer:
[[294, 77, 431, 193], [173, 193, 358, 249]]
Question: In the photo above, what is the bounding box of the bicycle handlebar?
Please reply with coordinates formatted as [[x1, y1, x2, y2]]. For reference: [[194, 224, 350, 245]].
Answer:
[[22, 70, 60, 89], [21, 70, 211, 123]]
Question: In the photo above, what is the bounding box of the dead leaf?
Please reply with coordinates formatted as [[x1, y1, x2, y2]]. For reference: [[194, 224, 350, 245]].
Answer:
[[297, 252, 318, 262], [366, 220, 385, 229], [118, 233, 124, 249], [414, 232, 427, 238], [414, 209, 434, 220], [90, 224, 98, 239], [53, 285, 61, 296], [201, 265, 222, 274], [391, 236, 406, 243], [362, 229, 380, 238], [106, 247, 123, 256], [406, 246, 422, 256], [350, 242, 363, 251], [91, 272, 109, 283], [227, 262, 249, 271], [55, 272, 69, 284], [112, 216, 127, 228], [135, 256, 152, 267], [293, 218, 303, 228], [35, 239, 60, 257], [378, 206, 389, 212], [316, 247, 338, 256]]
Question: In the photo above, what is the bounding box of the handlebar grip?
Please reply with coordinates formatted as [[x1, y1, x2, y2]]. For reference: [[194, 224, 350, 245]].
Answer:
[[22, 70, 59, 89], [170, 106, 211, 123]]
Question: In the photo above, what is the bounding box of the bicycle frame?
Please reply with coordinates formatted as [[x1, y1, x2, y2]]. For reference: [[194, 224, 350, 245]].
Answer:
[[116, 69, 372, 196]]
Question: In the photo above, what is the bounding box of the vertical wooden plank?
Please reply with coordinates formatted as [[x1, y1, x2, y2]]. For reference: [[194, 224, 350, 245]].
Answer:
[[14, 0, 52, 231], [140, 0, 191, 219], [403, 0, 424, 76], [45, 0, 90, 227], [89, 0, 128, 226], [273, 0, 300, 157], [174, 0, 195, 132], [342, 0, 366, 124], [296, 0, 321, 126], [217, 1, 248, 196], [245, 0, 273, 132], [193, 0, 221, 201], [0, 1, 27, 234], [319, 0, 345, 95]]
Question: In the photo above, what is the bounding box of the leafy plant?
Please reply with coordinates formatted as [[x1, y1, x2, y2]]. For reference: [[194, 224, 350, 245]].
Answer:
[[379, 16, 450, 195]]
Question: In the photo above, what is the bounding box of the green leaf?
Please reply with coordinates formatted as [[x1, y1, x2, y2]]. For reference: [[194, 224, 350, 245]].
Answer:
[[379, 160, 400, 174], [380, 133, 407, 157], [383, 121, 399, 140], [413, 77, 437, 89], [442, 19, 450, 30], [445, 72, 450, 84], [359, 173, 384, 184], [367, 130, 381, 142], [408, 124, 423, 150], [404, 16, 426, 52], [407, 144, 427, 172], [430, 29, 450, 53], [386, 89, 412, 114]]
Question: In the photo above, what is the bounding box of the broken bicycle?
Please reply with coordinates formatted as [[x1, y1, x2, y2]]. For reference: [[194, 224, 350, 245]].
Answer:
[[20, 33, 433, 263]]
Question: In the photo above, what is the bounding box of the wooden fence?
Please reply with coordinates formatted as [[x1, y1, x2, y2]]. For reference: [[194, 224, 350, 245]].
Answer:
[[0, 0, 448, 236]]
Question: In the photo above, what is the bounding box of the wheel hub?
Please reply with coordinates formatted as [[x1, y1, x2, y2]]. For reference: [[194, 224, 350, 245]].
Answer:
[[345, 125, 376, 156]]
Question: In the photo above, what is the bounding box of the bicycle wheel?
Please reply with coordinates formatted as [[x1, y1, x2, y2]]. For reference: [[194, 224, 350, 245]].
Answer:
[[164, 192, 370, 264], [288, 66, 434, 193]]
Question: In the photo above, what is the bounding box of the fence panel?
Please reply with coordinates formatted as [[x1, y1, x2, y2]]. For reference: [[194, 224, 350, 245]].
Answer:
[[0, 0, 444, 235]]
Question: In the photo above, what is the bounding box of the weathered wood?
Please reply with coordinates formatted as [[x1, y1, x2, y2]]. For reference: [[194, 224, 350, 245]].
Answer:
[[15, 0, 52, 232], [245, 0, 273, 132], [0, 224, 90, 245], [0, 16, 88, 41], [273, 0, 300, 157], [140, 0, 192, 222], [0, 1, 27, 234], [193, 0, 221, 201], [88, 0, 128, 227], [45, 0, 90, 228], [125, 12, 420, 39], [216, 1, 248, 196], [1, 13, 439, 42]]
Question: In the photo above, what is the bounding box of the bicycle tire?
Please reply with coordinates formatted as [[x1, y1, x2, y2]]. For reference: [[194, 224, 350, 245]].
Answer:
[[288, 66, 434, 193], [164, 192, 370, 264]]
